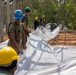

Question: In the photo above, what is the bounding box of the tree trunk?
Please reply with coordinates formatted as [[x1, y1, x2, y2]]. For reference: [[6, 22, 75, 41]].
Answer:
[[0, 0, 4, 42], [6, 0, 10, 32], [13, 0, 16, 12], [57, 0, 66, 26], [64, 0, 75, 26]]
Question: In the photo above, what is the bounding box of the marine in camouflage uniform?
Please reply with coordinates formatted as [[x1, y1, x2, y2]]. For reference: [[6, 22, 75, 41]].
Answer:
[[0, 46, 20, 75], [42, 15, 46, 27], [22, 7, 31, 42], [8, 9, 26, 54], [34, 17, 39, 30], [39, 15, 46, 27]]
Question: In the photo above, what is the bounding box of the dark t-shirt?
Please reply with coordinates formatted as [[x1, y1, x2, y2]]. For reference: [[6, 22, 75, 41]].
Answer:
[[8, 22, 23, 52], [34, 20, 39, 30], [8, 22, 23, 43], [22, 15, 29, 36], [22, 16, 28, 26]]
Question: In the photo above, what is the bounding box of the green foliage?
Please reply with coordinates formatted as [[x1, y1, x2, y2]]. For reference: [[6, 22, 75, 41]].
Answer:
[[23, 0, 76, 30], [2, 0, 76, 30]]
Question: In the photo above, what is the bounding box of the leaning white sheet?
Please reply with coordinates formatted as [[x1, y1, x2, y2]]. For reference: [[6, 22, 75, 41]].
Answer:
[[0, 26, 76, 75]]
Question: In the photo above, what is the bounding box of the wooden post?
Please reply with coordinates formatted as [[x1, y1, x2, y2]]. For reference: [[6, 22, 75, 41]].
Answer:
[[0, 0, 4, 42]]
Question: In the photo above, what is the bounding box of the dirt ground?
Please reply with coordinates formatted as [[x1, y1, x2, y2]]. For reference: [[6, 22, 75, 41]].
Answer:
[[48, 30, 76, 46]]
